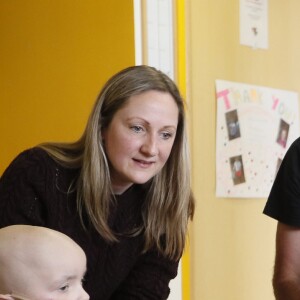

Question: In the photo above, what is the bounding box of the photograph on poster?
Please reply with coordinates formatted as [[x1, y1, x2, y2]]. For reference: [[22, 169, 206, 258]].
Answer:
[[276, 119, 289, 148], [226, 109, 241, 140], [230, 155, 246, 185], [216, 79, 299, 198]]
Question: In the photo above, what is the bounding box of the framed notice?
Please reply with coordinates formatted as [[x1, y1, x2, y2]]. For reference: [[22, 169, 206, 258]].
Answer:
[[240, 0, 268, 49]]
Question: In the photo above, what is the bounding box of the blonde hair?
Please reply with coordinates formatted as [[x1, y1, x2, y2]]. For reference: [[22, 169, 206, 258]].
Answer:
[[39, 65, 194, 259]]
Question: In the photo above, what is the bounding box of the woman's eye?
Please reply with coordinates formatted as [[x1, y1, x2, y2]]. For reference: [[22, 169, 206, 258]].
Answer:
[[131, 125, 144, 133], [161, 132, 173, 140]]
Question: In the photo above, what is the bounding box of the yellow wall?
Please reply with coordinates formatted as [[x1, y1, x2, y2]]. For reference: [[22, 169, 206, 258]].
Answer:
[[187, 1, 300, 299], [0, 0, 135, 174]]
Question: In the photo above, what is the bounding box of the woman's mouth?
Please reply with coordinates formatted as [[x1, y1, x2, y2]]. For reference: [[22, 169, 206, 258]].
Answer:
[[133, 158, 154, 167]]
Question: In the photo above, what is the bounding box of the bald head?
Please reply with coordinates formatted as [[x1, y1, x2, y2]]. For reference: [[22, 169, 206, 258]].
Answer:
[[0, 225, 89, 300], [0, 225, 82, 255]]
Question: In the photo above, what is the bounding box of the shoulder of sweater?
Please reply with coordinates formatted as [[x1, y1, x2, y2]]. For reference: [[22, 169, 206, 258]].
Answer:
[[3, 147, 67, 179], [17, 147, 57, 167]]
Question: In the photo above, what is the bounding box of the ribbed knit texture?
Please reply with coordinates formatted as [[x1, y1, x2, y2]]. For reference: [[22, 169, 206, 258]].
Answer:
[[0, 148, 178, 299]]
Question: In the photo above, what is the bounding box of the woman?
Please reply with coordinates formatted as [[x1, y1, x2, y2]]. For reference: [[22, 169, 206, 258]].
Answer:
[[0, 65, 195, 299]]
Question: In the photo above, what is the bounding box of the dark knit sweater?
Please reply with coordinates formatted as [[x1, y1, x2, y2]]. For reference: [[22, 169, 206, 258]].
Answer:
[[0, 148, 178, 299]]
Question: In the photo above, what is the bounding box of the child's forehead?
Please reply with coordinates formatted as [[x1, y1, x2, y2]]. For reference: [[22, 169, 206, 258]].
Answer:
[[0, 225, 83, 256], [0, 225, 87, 277]]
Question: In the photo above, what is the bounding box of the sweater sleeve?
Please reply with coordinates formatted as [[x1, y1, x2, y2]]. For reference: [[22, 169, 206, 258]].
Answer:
[[110, 248, 179, 300], [0, 149, 48, 227]]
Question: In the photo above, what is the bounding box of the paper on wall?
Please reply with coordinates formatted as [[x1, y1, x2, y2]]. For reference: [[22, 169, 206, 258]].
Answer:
[[216, 79, 299, 198]]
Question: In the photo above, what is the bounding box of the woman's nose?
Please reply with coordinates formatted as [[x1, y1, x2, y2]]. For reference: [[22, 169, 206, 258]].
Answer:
[[140, 135, 158, 156]]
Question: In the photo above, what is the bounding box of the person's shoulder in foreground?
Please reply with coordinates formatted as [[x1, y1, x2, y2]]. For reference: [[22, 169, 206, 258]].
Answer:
[[263, 136, 300, 226]]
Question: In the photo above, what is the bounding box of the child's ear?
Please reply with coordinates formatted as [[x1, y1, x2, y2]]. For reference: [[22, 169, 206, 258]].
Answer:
[[0, 295, 14, 300]]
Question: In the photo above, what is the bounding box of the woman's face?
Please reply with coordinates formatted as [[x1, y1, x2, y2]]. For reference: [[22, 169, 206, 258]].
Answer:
[[102, 90, 179, 194]]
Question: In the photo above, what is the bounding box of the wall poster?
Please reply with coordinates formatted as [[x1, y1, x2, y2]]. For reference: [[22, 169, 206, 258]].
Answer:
[[240, 0, 268, 49], [216, 80, 299, 198]]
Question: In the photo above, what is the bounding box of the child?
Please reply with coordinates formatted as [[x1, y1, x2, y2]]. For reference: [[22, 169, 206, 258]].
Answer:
[[0, 225, 89, 300]]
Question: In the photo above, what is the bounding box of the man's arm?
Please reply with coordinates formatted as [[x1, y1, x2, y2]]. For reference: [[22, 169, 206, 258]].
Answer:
[[273, 222, 300, 300]]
